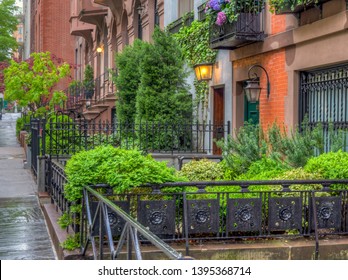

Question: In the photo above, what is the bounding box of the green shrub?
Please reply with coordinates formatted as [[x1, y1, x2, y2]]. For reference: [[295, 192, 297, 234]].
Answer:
[[64, 145, 184, 202], [304, 151, 348, 181], [217, 122, 268, 177], [16, 115, 30, 137], [274, 168, 323, 191], [237, 157, 289, 181], [177, 159, 224, 181], [60, 233, 80, 251]]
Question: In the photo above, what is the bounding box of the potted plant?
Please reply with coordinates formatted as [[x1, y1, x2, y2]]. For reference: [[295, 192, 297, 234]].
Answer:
[[269, 0, 330, 14], [68, 80, 83, 96], [83, 64, 94, 99]]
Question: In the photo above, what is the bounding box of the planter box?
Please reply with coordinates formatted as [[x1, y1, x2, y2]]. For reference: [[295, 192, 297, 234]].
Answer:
[[276, 0, 330, 14]]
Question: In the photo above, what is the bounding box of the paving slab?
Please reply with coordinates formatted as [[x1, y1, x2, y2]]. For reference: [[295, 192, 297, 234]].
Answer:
[[0, 113, 56, 260]]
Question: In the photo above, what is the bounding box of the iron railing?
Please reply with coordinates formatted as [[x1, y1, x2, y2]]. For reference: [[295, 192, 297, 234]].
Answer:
[[209, 1, 265, 49], [63, 69, 117, 112], [46, 158, 79, 233], [81, 186, 183, 260], [43, 116, 230, 157], [76, 180, 348, 259]]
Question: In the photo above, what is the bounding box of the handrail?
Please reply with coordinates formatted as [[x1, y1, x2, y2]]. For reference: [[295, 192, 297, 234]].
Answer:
[[82, 186, 183, 260]]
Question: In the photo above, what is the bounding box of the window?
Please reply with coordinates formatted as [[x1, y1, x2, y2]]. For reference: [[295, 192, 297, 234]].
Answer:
[[299, 64, 348, 151], [178, 0, 193, 17]]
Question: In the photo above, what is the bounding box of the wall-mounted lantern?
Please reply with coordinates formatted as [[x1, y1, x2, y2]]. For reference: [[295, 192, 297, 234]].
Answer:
[[244, 64, 270, 103], [194, 63, 214, 82]]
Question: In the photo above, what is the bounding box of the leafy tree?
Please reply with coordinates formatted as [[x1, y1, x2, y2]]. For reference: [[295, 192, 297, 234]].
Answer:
[[4, 52, 71, 116], [136, 27, 192, 123], [114, 39, 146, 124], [0, 0, 18, 61]]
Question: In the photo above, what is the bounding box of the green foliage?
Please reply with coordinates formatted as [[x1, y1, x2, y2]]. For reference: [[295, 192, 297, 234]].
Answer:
[[274, 168, 323, 191], [68, 80, 83, 96], [4, 52, 70, 116], [64, 145, 184, 202], [269, 0, 320, 13], [177, 159, 224, 181], [45, 114, 80, 155], [174, 19, 217, 121], [57, 212, 72, 229], [83, 64, 94, 98], [60, 233, 80, 251], [237, 157, 288, 180], [304, 151, 348, 180], [0, 0, 18, 61], [135, 28, 192, 149], [220, 121, 348, 178], [218, 122, 268, 177], [115, 39, 146, 124], [136, 28, 192, 124], [15, 114, 30, 137]]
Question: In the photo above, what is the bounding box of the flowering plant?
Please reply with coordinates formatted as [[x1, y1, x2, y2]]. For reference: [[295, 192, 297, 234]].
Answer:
[[205, 0, 264, 26]]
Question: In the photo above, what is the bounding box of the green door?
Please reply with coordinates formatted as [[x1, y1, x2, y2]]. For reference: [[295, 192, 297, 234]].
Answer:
[[244, 96, 259, 124]]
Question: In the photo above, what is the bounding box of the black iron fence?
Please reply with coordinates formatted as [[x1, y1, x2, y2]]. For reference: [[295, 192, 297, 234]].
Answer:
[[42, 116, 230, 157], [80, 180, 348, 259]]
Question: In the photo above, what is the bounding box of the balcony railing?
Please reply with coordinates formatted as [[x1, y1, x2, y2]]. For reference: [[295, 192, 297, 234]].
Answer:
[[210, 12, 265, 49], [62, 69, 117, 113]]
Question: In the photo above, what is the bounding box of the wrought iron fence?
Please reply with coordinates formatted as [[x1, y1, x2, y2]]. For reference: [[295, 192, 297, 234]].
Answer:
[[78, 180, 348, 259], [43, 116, 230, 157]]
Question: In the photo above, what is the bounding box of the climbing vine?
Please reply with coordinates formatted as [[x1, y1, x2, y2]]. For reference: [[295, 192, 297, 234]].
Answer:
[[173, 17, 217, 121]]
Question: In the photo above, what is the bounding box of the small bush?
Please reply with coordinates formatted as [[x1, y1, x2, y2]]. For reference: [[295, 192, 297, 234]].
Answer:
[[177, 159, 224, 181], [237, 157, 288, 181], [274, 168, 323, 191], [64, 145, 184, 202], [304, 150, 348, 179]]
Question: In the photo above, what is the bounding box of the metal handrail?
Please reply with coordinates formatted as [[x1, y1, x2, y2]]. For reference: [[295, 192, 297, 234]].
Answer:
[[82, 185, 183, 260]]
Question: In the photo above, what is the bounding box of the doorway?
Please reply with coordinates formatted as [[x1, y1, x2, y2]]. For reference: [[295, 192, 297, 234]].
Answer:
[[244, 95, 259, 124], [213, 87, 224, 154]]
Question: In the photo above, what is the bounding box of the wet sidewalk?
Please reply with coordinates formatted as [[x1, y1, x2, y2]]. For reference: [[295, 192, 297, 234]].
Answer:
[[0, 113, 56, 260]]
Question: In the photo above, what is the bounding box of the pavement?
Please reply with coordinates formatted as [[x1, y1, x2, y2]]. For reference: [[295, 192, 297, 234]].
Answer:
[[0, 112, 56, 260]]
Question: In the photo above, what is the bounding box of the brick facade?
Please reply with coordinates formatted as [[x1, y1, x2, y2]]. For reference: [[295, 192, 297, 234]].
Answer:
[[31, 0, 75, 90]]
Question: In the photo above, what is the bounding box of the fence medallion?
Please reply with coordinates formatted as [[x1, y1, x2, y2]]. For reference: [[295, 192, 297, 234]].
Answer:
[[90, 201, 129, 237], [269, 197, 302, 231], [138, 200, 176, 236], [226, 198, 262, 233], [311, 197, 342, 230], [187, 199, 219, 234]]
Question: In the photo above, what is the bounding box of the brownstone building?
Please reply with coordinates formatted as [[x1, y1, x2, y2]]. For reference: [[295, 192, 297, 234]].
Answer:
[[30, 0, 75, 90], [217, 0, 348, 134], [67, 0, 164, 122]]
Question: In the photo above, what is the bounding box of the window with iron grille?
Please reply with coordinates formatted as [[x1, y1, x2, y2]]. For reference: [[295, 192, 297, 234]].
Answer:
[[299, 64, 348, 151]]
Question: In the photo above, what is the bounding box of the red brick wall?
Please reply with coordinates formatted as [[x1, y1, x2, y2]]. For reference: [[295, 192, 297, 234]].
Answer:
[[35, 0, 75, 90], [233, 13, 288, 131], [233, 49, 287, 131]]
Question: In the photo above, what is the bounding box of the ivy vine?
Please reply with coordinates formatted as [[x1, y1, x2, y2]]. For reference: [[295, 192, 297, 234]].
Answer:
[[173, 17, 217, 122]]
